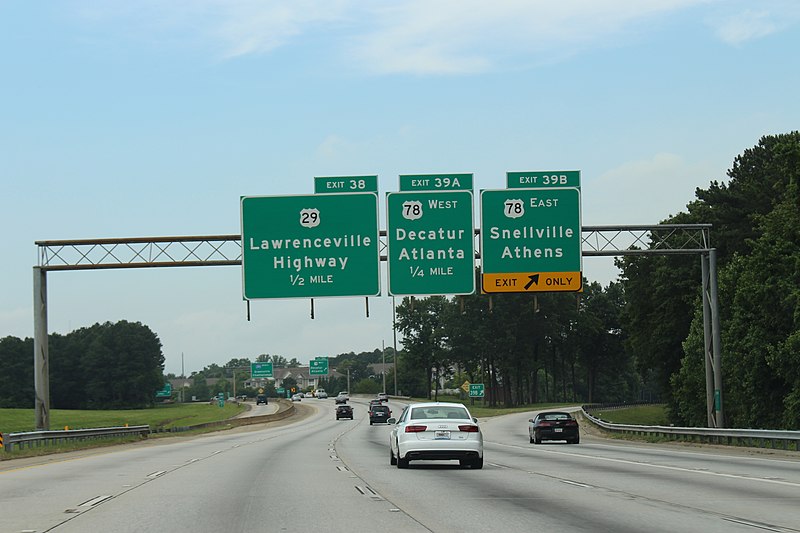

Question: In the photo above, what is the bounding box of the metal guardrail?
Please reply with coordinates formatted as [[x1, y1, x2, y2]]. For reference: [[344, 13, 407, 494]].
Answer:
[[4, 426, 150, 452], [581, 406, 800, 451], [4, 400, 298, 452]]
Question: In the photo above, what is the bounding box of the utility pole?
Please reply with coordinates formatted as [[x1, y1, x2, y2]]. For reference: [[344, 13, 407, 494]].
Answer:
[[392, 297, 398, 396], [381, 340, 386, 392]]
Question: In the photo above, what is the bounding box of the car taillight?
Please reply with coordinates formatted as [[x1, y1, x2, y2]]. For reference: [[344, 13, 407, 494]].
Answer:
[[458, 425, 479, 432], [565, 420, 578, 426], [538, 421, 553, 427], [405, 425, 427, 433]]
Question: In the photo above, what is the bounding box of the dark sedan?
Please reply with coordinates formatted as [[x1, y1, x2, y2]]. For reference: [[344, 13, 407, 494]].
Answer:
[[529, 411, 580, 444], [368, 405, 391, 425], [336, 405, 353, 420]]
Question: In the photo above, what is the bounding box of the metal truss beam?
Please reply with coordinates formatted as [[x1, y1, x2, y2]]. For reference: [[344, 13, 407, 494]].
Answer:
[[36, 224, 712, 271]]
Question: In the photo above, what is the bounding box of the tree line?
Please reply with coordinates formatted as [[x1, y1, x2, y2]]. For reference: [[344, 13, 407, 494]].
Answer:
[[0, 321, 164, 409]]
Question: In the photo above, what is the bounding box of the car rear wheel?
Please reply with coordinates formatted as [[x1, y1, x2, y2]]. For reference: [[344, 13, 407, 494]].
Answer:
[[390, 447, 397, 465], [529, 433, 534, 444], [569, 436, 580, 444], [534, 433, 542, 445], [471, 457, 483, 469], [396, 446, 409, 469]]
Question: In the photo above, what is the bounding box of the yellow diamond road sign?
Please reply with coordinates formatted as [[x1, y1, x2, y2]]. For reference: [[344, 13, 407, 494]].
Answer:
[[461, 380, 471, 393]]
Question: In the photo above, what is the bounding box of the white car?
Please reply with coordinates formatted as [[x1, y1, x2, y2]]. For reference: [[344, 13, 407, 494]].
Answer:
[[388, 402, 483, 469], [335, 391, 349, 404]]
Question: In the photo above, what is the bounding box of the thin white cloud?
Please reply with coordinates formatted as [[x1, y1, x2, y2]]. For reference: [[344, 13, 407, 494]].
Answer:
[[72, 0, 353, 57], [348, 0, 707, 74], [316, 135, 352, 158], [712, 9, 778, 45], [72, 0, 709, 72], [707, 1, 800, 46], [584, 153, 715, 226]]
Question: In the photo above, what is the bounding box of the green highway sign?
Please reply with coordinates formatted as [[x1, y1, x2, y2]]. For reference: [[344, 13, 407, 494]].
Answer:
[[314, 175, 378, 194], [155, 383, 172, 398], [310, 358, 329, 376], [386, 190, 475, 296], [507, 171, 581, 189], [399, 173, 473, 191], [480, 187, 582, 293], [251, 362, 273, 378], [241, 193, 380, 299], [469, 383, 485, 398]]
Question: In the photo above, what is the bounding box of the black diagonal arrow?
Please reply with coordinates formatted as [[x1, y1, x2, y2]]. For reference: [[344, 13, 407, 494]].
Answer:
[[524, 274, 540, 291]]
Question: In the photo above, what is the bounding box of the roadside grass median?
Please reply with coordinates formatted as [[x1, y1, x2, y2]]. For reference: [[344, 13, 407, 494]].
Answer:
[[409, 394, 579, 418], [0, 402, 246, 459], [588, 404, 669, 426]]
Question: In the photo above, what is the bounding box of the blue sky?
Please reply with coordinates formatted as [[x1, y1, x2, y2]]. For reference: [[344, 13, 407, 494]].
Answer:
[[2, 1, 799, 376]]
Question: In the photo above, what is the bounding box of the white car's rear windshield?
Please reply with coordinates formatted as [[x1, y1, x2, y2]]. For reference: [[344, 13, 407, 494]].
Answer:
[[410, 406, 470, 420]]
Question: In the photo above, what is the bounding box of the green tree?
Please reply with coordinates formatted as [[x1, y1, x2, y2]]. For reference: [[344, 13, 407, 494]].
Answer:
[[395, 296, 450, 399], [0, 336, 34, 407], [672, 133, 800, 427], [80, 321, 165, 408]]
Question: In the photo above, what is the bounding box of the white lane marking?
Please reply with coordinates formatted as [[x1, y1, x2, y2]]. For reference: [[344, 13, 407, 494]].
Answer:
[[721, 517, 785, 532], [79, 495, 113, 507], [147, 470, 166, 478], [560, 480, 592, 488], [585, 441, 800, 467], [492, 442, 800, 488]]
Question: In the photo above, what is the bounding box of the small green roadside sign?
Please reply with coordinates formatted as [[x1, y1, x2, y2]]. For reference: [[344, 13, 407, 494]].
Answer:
[[310, 358, 329, 376], [469, 383, 485, 398], [241, 193, 381, 299], [386, 190, 475, 296], [155, 383, 172, 398], [314, 175, 378, 194], [251, 362, 273, 378], [399, 173, 473, 191]]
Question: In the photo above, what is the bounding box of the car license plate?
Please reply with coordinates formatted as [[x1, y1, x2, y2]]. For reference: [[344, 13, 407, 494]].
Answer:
[[434, 431, 450, 440], [554, 428, 563, 433]]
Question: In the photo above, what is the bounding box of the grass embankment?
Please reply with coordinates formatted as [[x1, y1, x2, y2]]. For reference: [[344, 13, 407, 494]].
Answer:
[[590, 404, 669, 426], [410, 395, 580, 419], [411, 395, 669, 426], [0, 402, 245, 434], [0, 402, 248, 459]]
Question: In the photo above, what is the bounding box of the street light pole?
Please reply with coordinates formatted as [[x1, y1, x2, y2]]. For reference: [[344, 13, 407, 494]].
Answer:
[[392, 297, 398, 396], [381, 340, 386, 392]]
